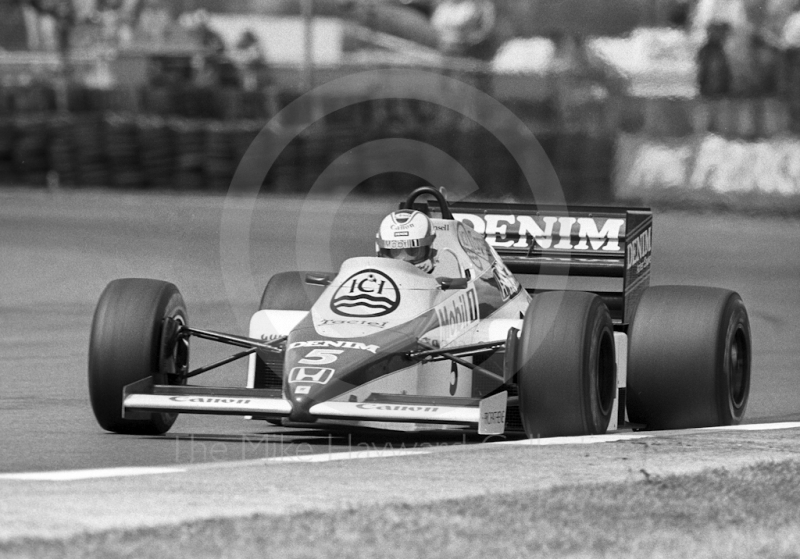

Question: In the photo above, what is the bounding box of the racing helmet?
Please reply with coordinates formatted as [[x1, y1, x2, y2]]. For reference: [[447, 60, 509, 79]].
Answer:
[[375, 210, 435, 266]]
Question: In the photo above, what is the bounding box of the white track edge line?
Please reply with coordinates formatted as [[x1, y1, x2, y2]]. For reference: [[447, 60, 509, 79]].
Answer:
[[496, 433, 654, 446], [497, 422, 800, 447], [265, 449, 431, 463], [701, 421, 800, 431], [0, 467, 187, 482]]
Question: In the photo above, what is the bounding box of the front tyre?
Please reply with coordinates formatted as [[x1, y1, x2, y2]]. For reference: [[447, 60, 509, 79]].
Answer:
[[88, 279, 189, 435], [516, 291, 617, 438], [627, 286, 751, 430]]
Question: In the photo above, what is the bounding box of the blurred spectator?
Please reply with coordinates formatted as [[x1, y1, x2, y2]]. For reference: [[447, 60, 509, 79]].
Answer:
[[691, 0, 800, 95], [765, 0, 800, 42], [233, 30, 271, 92], [669, 0, 692, 28], [783, 7, 800, 129], [692, 0, 757, 94], [97, 0, 123, 45], [21, 0, 54, 51], [89, 0, 143, 47], [134, 0, 171, 47], [784, 6, 800, 45], [72, 0, 96, 22], [743, 0, 793, 95], [693, 0, 750, 36], [23, 0, 75, 52], [431, 0, 495, 58], [751, 33, 781, 94], [697, 21, 733, 96], [182, 10, 239, 89]]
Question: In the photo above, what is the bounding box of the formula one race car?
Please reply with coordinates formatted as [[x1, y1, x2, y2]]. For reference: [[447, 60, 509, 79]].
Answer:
[[88, 187, 751, 438]]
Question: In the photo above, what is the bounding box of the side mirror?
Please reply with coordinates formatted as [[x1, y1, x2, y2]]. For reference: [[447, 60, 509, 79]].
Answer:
[[437, 277, 469, 290]]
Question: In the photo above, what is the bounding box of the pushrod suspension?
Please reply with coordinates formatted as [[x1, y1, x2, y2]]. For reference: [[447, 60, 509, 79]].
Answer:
[[180, 348, 257, 379], [409, 340, 504, 360], [180, 326, 285, 353], [415, 340, 506, 384]]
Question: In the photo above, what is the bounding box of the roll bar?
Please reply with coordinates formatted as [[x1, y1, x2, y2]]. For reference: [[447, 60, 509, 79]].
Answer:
[[400, 187, 454, 219]]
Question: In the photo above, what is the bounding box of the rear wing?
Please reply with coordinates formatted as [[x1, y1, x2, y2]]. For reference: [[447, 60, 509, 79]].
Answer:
[[429, 201, 653, 324]]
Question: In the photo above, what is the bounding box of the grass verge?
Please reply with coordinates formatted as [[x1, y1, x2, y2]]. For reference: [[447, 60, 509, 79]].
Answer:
[[3, 459, 800, 559]]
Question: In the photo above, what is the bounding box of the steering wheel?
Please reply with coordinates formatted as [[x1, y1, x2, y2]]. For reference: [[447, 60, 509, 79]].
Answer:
[[401, 187, 454, 220]]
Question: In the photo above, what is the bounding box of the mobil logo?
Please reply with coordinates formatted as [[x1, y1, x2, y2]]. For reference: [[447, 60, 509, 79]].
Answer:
[[435, 286, 479, 345], [330, 269, 400, 318], [288, 367, 335, 384]]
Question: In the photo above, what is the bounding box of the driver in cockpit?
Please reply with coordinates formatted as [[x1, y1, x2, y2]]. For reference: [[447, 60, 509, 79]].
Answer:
[[375, 210, 437, 273]]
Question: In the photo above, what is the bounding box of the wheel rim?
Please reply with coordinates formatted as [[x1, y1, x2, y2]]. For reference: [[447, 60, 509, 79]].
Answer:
[[729, 326, 748, 409], [596, 330, 615, 416], [169, 315, 189, 385]]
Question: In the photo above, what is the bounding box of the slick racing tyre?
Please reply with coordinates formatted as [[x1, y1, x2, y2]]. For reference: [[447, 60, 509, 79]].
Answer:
[[259, 271, 326, 312], [88, 279, 189, 435], [627, 286, 751, 430], [517, 291, 617, 438]]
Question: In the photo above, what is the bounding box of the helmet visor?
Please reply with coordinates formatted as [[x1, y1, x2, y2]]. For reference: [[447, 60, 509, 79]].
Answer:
[[379, 246, 430, 265]]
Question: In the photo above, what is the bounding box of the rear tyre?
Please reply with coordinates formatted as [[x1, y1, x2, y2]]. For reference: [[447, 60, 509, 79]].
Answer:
[[88, 279, 189, 435], [516, 291, 616, 438], [627, 286, 751, 430]]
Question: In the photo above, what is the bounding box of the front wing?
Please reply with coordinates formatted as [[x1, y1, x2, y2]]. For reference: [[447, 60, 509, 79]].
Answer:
[[122, 378, 508, 435]]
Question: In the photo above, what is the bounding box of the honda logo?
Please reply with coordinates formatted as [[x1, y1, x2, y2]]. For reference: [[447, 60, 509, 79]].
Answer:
[[288, 367, 335, 384]]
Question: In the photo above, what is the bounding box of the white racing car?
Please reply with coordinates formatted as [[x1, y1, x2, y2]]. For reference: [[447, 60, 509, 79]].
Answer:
[[88, 187, 751, 438]]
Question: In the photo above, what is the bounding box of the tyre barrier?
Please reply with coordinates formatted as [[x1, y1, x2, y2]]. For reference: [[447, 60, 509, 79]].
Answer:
[[0, 112, 614, 202], [0, 84, 279, 120], [49, 116, 78, 186], [138, 116, 173, 188], [11, 116, 49, 186]]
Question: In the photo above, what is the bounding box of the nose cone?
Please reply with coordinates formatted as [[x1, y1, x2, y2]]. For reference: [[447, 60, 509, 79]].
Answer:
[[288, 394, 316, 423], [283, 317, 429, 420], [283, 362, 338, 421]]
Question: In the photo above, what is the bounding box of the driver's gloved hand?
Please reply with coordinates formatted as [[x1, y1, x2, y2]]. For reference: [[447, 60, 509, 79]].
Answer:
[[415, 259, 434, 274]]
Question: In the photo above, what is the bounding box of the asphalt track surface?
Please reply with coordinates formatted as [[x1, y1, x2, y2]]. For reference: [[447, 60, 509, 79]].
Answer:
[[1, 188, 799, 475]]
